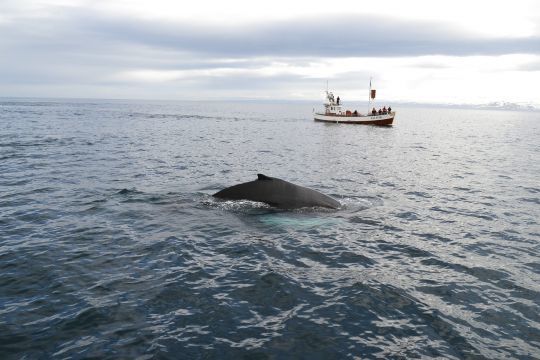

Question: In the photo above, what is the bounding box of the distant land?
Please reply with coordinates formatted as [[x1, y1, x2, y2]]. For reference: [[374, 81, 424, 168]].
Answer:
[[396, 101, 539, 112]]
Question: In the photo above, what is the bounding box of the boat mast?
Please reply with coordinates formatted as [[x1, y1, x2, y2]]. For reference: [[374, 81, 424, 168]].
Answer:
[[368, 77, 372, 114]]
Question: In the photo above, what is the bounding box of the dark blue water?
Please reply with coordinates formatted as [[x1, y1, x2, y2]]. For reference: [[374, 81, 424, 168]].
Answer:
[[1, 99, 539, 359]]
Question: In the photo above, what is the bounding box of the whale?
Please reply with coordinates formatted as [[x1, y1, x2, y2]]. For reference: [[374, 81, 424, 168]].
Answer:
[[213, 174, 340, 209]]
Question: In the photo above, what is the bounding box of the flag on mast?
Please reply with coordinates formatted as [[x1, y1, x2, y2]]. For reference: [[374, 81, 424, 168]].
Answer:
[[369, 78, 376, 99]]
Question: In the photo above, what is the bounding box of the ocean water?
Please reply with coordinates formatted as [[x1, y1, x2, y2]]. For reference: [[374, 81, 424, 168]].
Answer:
[[1, 98, 539, 359]]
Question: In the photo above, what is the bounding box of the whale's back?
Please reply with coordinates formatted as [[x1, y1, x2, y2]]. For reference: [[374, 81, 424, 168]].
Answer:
[[213, 174, 340, 209]]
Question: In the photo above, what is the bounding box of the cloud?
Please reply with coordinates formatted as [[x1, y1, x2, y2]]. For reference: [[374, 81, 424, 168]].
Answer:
[[517, 60, 540, 71], [2, 6, 539, 61], [76, 14, 540, 57], [0, 4, 539, 103]]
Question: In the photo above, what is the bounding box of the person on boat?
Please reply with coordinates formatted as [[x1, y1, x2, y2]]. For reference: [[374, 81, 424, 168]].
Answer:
[[383, 106, 387, 114], [378, 108, 382, 115], [388, 106, 392, 112], [353, 110, 358, 116], [372, 108, 377, 115], [336, 96, 340, 105]]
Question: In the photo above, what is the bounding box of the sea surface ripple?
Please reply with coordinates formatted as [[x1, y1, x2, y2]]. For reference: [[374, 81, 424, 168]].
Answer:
[[1, 99, 539, 359]]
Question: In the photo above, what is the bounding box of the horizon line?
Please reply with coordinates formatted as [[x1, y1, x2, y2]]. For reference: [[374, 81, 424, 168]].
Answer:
[[0, 96, 538, 112]]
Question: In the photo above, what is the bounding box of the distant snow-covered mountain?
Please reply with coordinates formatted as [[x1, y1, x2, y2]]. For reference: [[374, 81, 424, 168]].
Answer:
[[478, 101, 538, 112], [379, 100, 539, 112]]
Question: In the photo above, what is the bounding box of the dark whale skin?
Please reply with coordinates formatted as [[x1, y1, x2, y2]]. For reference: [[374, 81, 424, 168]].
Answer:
[[213, 174, 340, 209]]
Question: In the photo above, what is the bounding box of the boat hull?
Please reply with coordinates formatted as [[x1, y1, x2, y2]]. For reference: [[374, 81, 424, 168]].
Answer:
[[314, 112, 395, 126]]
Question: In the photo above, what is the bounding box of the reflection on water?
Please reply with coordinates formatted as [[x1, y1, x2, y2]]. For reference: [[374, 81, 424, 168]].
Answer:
[[1, 99, 539, 359]]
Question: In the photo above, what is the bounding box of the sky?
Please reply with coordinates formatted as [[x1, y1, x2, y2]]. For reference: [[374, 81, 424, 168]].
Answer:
[[1, 0, 539, 105]]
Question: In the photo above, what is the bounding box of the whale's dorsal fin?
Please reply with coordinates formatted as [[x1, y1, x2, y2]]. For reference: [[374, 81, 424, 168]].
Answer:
[[257, 174, 273, 181]]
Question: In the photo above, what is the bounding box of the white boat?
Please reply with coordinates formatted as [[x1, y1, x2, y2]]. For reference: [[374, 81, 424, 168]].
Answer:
[[313, 82, 395, 126]]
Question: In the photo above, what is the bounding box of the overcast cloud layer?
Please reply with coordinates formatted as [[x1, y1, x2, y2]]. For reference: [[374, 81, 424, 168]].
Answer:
[[1, 1, 539, 104]]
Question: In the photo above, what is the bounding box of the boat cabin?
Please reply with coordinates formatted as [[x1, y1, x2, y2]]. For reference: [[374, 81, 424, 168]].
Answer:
[[324, 91, 343, 115]]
